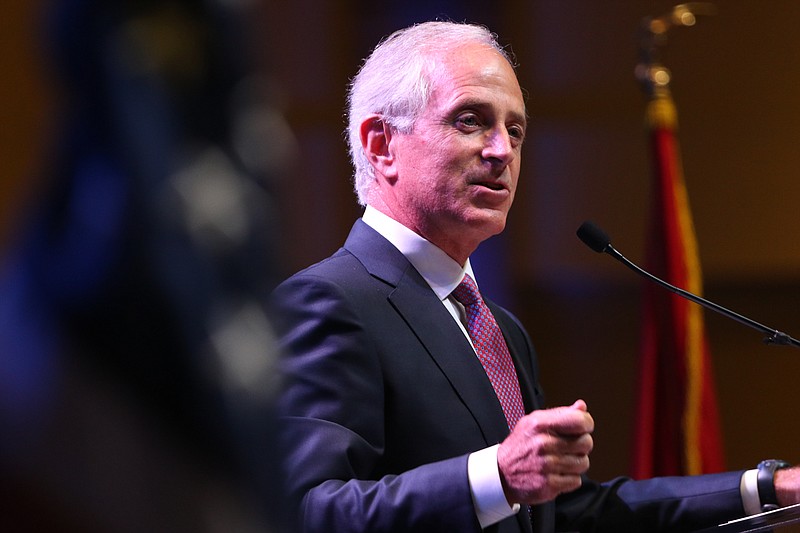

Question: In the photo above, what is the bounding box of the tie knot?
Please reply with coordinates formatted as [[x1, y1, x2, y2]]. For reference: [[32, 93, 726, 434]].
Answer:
[[452, 274, 482, 307]]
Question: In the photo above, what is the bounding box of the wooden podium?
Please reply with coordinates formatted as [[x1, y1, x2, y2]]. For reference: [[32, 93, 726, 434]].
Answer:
[[693, 504, 800, 532]]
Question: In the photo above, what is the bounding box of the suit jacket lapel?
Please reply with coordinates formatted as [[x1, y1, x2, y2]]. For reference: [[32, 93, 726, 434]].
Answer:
[[344, 220, 511, 445], [389, 272, 512, 444]]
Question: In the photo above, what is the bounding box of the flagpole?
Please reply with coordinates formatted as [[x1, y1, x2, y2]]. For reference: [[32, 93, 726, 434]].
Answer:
[[631, 2, 725, 479]]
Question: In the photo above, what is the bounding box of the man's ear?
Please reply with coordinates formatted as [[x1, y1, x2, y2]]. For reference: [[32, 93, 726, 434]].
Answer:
[[360, 114, 397, 179]]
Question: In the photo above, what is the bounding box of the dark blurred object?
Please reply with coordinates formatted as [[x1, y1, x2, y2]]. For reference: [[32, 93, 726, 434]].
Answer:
[[0, 0, 295, 530]]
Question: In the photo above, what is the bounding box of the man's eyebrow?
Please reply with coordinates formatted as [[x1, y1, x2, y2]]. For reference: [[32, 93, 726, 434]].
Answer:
[[451, 99, 528, 124]]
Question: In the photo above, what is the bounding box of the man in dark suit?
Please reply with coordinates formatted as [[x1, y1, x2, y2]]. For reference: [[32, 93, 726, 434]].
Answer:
[[272, 21, 800, 532]]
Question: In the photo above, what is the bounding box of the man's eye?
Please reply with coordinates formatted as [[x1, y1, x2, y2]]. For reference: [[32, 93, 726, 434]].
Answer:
[[508, 126, 525, 140], [456, 115, 480, 129]]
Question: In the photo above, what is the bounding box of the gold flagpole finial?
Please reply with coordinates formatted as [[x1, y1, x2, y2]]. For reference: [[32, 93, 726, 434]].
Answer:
[[636, 2, 717, 96]]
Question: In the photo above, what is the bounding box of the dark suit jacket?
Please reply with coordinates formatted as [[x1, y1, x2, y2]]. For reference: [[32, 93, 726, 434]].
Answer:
[[273, 220, 746, 532]]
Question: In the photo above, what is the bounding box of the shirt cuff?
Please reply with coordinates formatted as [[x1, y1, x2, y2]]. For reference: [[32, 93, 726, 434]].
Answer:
[[468, 444, 520, 528], [740, 468, 761, 515]]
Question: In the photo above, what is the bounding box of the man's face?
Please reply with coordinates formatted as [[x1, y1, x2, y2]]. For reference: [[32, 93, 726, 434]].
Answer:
[[384, 42, 527, 263]]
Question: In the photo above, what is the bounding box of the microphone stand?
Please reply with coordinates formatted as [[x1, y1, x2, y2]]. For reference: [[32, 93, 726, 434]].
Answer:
[[601, 241, 800, 349]]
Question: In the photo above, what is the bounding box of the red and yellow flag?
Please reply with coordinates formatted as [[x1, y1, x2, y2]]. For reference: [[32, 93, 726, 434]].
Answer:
[[631, 88, 725, 478]]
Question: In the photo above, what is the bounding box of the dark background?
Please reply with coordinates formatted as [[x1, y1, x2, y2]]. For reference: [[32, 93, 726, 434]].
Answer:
[[4, 0, 800, 530]]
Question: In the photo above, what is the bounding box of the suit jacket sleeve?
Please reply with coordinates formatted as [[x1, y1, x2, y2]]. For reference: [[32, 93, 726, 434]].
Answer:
[[272, 264, 481, 533], [551, 471, 746, 532]]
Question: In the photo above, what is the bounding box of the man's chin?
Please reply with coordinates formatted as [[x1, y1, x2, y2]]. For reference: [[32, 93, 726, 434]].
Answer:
[[467, 210, 508, 239]]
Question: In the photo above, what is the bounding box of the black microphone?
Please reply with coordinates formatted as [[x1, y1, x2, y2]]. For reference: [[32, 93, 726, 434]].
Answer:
[[576, 220, 800, 349]]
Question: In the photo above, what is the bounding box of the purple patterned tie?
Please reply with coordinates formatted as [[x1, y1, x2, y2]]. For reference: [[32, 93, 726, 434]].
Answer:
[[452, 274, 525, 430]]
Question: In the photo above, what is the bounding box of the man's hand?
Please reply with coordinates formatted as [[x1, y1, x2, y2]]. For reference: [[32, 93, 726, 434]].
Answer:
[[775, 466, 800, 507], [497, 399, 594, 505]]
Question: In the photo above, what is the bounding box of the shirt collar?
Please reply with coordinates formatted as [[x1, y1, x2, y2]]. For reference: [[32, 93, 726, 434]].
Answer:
[[362, 205, 475, 300]]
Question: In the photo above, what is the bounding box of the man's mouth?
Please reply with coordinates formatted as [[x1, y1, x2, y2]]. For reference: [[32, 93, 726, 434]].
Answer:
[[473, 181, 506, 191]]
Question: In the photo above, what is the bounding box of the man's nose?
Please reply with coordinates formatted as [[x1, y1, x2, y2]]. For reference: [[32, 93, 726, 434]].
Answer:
[[482, 127, 514, 163]]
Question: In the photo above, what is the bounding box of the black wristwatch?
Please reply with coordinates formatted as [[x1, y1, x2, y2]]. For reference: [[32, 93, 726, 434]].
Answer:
[[757, 459, 791, 512]]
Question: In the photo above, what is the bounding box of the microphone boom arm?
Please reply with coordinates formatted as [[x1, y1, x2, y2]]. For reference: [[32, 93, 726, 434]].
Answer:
[[603, 243, 800, 349]]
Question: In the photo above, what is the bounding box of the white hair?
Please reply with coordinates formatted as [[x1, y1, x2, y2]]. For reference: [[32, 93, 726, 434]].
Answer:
[[345, 21, 514, 205]]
